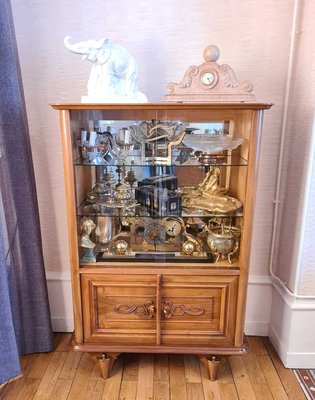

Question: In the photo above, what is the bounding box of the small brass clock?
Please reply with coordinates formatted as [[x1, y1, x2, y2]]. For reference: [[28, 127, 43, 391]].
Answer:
[[164, 218, 182, 238]]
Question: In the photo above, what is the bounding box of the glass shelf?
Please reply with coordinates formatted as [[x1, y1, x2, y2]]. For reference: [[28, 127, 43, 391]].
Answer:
[[74, 153, 248, 167], [77, 202, 243, 219]]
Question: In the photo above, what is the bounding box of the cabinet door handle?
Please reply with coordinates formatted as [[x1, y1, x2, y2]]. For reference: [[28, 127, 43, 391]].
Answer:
[[115, 300, 155, 319], [147, 303, 155, 318], [162, 301, 204, 319], [163, 303, 172, 319]]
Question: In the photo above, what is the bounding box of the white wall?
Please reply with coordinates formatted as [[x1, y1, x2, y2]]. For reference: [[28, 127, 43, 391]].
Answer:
[[267, 0, 315, 368], [10, 0, 297, 334], [273, 0, 315, 294]]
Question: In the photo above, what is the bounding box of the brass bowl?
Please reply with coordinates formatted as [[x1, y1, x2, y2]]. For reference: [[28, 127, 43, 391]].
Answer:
[[207, 227, 240, 263]]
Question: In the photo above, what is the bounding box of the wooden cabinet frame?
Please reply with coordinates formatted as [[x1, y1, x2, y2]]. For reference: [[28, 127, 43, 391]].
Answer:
[[52, 103, 271, 380]]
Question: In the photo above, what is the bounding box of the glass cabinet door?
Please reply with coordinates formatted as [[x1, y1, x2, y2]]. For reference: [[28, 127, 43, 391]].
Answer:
[[70, 107, 248, 266]]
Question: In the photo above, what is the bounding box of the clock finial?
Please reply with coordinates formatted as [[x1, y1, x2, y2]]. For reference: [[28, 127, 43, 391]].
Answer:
[[203, 45, 220, 62]]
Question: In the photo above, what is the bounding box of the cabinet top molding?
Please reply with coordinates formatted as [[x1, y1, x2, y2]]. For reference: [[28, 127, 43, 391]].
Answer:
[[51, 102, 272, 111], [162, 44, 257, 103]]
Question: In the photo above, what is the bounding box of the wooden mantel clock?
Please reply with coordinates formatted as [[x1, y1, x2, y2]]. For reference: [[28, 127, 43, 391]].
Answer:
[[52, 44, 271, 381]]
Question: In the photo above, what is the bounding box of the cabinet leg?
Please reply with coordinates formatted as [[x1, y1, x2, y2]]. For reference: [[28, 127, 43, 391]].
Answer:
[[200, 355, 221, 381], [90, 352, 120, 379]]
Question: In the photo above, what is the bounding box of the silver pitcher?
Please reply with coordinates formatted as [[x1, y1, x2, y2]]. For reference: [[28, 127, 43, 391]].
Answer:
[[95, 216, 119, 244]]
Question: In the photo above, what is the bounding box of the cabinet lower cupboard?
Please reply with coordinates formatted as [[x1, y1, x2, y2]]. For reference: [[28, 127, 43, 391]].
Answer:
[[52, 102, 271, 380], [81, 272, 238, 346]]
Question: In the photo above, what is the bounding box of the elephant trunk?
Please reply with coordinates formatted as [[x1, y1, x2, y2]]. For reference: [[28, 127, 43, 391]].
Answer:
[[64, 36, 87, 55]]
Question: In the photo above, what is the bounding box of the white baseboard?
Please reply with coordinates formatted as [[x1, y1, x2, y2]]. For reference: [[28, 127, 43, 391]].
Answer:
[[269, 323, 315, 368], [245, 275, 272, 336], [46, 271, 74, 332], [50, 317, 74, 332], [46, 271, 272, 335], [245, 321, 270, 336], [269, 282, 315, 368]]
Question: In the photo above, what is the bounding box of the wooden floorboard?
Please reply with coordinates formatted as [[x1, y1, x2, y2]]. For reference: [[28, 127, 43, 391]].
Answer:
[[262, 337, 306, 400], [0, 335, 307, 400]]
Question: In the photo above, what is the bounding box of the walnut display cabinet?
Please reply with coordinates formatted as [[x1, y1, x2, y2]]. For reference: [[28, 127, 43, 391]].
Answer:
[[52, 102, 271, 380]]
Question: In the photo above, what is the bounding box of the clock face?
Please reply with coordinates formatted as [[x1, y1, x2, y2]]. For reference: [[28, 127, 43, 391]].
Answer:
[[144, 223, 166, 245], [164, 218, 182, 237], [201, 70, 217, 88]]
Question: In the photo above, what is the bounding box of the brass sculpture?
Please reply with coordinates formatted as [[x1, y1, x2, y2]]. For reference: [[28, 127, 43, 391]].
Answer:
[[181, 166, 242, 214]]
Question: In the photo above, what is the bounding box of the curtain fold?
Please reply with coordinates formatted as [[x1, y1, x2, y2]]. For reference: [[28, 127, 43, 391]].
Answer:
[[0, 0, 54, 384], [0, 224, 21, 383]]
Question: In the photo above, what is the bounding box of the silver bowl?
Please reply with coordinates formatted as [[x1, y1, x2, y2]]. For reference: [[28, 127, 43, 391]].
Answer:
[[182, 135, 243, 154]]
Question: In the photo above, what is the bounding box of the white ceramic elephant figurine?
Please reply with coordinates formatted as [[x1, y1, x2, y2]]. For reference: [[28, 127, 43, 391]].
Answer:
[[64, 36, 148, 103]]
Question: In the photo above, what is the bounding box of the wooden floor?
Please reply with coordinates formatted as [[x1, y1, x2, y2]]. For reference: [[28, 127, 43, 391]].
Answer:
[[0, 334, 306, 400]]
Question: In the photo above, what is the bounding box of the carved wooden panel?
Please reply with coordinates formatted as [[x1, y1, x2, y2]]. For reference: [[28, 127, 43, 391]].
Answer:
[[81, 274, 157, 345], [161, 275, 238, 346]]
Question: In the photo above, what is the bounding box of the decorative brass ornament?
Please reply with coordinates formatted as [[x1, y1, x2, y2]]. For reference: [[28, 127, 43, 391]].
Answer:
[[121, 212, 141, 227], [207, 228, 240, 263], [202, 218, 241, 263], [182, 166, 242, 214], [113, 239, 129, 255], [115, 300, 155, 318], [161, 217, 204, 256], [162, 301, 205, 319], [182, 240, 197, 256]]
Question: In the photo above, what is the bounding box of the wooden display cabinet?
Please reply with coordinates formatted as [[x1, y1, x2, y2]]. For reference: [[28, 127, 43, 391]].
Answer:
[[52, 102, 271, 380]]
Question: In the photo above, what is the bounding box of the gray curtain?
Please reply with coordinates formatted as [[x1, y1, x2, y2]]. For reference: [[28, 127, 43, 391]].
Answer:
[[0, 0, 54, 384]]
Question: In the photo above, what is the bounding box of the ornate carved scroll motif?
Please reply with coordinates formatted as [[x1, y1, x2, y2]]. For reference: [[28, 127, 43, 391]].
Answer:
[[221, 64, 254, 92], [162, 300, 206, 319], [115, 300, 155, 319], [178, 65, 199, 89], [221, 64, 239, 88]]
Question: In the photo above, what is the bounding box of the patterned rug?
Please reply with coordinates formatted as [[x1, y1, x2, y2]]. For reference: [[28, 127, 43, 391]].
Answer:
[[294, 369, 315, 399]]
